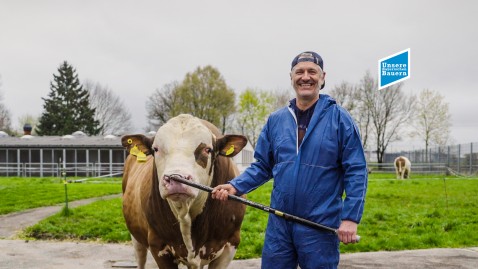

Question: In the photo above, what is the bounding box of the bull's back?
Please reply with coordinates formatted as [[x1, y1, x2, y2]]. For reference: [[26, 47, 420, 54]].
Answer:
[[122, 155, 154, 245]]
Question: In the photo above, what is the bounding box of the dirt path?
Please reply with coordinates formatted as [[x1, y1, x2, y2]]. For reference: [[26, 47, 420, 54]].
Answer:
[[1, 196, 477, 268]]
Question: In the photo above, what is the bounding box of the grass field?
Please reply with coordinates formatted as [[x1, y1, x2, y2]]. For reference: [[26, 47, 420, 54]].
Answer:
[[0, 176, 122, 215], [5, 174, 478, 259]]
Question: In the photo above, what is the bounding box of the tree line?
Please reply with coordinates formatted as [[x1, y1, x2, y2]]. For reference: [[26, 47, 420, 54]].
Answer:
[[0, 62, 451, 163], [329, 71, 451, 163]]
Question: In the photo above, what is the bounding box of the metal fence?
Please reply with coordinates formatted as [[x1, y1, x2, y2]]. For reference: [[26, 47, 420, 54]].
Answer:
[[381, 142, 478, 176], [0, 162, 125, 177]]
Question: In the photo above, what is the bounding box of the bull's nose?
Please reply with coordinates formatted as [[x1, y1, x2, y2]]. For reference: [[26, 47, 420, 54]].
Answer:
[[163, 175, 172, 183], [167, 174, 193, 182]]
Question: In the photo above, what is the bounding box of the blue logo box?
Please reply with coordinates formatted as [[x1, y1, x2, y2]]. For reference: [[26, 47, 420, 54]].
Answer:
[[378, 48, 410, 90]]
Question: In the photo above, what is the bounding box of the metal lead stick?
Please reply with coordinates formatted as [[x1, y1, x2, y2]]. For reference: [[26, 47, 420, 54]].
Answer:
[[167, 174, 360, 242]]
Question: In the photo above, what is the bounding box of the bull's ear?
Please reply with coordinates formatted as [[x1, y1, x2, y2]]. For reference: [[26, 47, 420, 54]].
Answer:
[[216, 135, 248, 157], [121, 134, 154, 156]]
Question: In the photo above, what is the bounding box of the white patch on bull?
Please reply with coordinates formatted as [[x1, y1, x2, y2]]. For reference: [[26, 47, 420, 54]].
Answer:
[[205, 242, 237, 268], [158, 245, 172, 257]]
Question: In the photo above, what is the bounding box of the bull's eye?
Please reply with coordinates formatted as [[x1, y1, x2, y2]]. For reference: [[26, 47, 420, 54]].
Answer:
[[153, 146, 159, 153], [204, 147, 213, 154]]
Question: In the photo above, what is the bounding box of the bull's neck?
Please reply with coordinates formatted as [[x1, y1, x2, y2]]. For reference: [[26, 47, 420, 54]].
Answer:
[[166, 191, 209, 266]]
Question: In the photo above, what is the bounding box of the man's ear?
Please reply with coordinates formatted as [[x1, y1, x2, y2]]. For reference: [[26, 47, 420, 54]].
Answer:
[[121, 134, 154, 155], [216, 135, 248, 157]]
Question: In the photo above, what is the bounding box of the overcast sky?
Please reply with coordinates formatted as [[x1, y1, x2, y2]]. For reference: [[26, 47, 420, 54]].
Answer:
[[1, 1, 477, 150]]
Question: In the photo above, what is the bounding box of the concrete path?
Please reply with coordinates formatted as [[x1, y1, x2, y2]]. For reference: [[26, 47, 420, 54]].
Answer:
[[1, 195, 477, 268], [1, 239, 477, 269]]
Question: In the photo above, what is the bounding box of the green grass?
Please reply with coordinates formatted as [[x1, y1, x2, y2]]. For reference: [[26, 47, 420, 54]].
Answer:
[[341, 175, 478, 253], [23, 198, 130, 242], [15, 174, 478, 259], [0, 177, 122, 215]]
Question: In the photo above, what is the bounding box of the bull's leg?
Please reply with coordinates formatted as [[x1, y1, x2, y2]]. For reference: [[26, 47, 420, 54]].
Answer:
[[207, 243, 236, 269], [131, 235, 147, 269]]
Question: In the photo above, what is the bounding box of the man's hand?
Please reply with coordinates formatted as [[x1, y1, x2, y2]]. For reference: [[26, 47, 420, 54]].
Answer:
[[337, 220, 359, 244], [211, 184, 237, 201]]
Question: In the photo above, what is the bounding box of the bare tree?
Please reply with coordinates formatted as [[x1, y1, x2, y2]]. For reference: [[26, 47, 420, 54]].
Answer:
[[353, 72, 376, 150], [0, 104, 12, 133], [0, 76, 13, 134], [370, 82, 414, 163], [146, 81, 180, 130], [271, 88, 293, 111], [329, 75, 373, 150], [329, 81, 357, 112], [84, 80, 133, 135], [411, 89, 451, 157]]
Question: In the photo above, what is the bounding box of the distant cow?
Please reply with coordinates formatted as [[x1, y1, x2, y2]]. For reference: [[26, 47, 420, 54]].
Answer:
[[122, 114, 247, 269], [394, 156, 411, 179]]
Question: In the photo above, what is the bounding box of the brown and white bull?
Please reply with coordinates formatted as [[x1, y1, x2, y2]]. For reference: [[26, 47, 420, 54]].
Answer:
[[394, 156, 411, 179], [121, 114, 247, 269]]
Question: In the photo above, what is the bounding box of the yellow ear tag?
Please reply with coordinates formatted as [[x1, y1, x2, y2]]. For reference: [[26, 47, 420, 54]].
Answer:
[[130, 145, 147, 162], [225, 145, 235, 156]]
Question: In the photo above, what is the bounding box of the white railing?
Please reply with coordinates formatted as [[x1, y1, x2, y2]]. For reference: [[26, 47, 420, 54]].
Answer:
[[0, 162, 125, 177]]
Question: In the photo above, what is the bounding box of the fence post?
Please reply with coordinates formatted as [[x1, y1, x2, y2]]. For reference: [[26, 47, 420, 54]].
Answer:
[[458, 144, 461, 174], [471, 143, 473, 175], [447, 146, 450, 169]]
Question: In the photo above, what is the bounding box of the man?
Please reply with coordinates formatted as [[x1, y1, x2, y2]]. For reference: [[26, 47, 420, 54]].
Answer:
[[212, 51, 368, 268]]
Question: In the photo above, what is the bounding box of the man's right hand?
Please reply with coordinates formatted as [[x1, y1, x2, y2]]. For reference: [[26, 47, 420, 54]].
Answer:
[[211, 184, 237, 201]]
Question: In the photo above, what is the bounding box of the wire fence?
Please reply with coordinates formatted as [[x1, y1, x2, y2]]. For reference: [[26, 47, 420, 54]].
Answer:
[[380, 142, 478, 176]]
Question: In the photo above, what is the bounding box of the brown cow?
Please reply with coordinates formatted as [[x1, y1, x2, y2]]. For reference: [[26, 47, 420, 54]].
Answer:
[[122, 114, 247, 269], [394, 156, 411, 179]]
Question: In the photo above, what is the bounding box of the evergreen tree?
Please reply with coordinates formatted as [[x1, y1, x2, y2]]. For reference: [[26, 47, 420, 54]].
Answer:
[[36, 61, 101, 136]]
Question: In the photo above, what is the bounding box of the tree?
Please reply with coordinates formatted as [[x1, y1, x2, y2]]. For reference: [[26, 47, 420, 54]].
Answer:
[[370, 82, 414, 163], [353, 72, 377, 150], [146, 66, 236, 133], [236, 89, 275, 148], [147, 81, 180, 130], [36, 61, 100, 136], [84, 80, 133, 135], [0, 76, 13, 134], [411, 89, 451, 157], [270, 88, 293, 111], [0, 100, 12, 134], [331, 71, 414, 162], [329, 75, 373, 150], [329, 81, 358, 112]]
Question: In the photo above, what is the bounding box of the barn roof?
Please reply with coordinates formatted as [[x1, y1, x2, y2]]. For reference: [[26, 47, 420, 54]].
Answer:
[[0, 134, 132, 149]]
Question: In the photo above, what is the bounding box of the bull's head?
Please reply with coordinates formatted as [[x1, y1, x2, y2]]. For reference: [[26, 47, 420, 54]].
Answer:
[[122, 114, 247, 205]]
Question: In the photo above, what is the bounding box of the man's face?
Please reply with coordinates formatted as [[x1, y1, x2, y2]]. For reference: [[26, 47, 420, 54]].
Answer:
[[290, 61, 325, 100]]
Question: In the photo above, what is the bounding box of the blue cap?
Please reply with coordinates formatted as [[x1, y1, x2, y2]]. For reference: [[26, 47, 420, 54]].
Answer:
[[291, 51, 325, 89]]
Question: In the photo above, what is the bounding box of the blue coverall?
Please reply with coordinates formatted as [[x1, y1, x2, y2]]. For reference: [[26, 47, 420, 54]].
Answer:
[[230, 94, 368, 269]]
